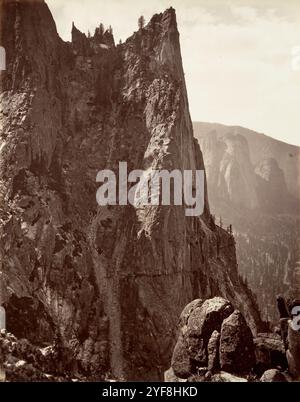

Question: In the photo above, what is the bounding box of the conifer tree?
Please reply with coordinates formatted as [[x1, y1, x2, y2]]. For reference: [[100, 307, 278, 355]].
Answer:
[[138, 16, 145, 30]]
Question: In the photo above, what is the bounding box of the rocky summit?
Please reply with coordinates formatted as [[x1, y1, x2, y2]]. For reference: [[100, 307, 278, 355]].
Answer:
[[0, 0, 263, 381]]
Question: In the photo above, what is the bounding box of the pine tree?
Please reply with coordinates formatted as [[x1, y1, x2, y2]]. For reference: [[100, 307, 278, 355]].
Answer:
[[99, 23, 104, 36], [138, 16, 145, 30]]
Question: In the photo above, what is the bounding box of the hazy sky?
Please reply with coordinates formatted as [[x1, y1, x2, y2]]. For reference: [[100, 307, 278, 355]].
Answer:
[[47, 0, 300, 146]]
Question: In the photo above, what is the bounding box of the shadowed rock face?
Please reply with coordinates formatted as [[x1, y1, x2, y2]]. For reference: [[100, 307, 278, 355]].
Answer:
[[0, 0, 262, 380]]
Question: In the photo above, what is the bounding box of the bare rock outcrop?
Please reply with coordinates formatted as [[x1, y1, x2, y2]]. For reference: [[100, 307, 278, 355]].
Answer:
[[171, 297, 253, 379], [168, 298, 293, 382], [219, 310, 255, 374], [254, 333, 287, 374], [286, 321, 300, 379], [184, 297, 233, 367]]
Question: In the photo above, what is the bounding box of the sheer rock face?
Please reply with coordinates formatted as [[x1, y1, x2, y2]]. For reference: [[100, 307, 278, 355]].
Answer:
[[0, 0, 261, 380]]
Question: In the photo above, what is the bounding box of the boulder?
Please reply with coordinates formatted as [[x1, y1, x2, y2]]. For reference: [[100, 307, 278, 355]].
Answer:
[[207, 330, 220, 372], [286, 321, 300, 378], [171, 334, 192, 379], [185, 297, 234, 366], [178, 299, 203, 331], [254, 333, 287, 374], [220, 310, 255, 374], [260, 369, 287, 382]]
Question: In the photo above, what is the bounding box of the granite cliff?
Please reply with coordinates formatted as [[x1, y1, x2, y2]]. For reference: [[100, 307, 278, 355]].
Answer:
[[0, 0, 262, 381]]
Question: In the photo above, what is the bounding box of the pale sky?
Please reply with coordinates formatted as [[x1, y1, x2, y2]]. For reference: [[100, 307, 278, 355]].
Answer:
[[47, 0, 300, 146]]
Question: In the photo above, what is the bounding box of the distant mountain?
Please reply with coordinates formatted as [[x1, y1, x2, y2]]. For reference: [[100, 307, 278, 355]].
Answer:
[[194, 122, 300, 322], [194, 122, 300, 214]]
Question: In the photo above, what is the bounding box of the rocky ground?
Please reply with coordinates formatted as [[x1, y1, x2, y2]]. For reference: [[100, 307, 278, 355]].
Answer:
[[1, 296, 297, 382], [0, 328, 110, 382]]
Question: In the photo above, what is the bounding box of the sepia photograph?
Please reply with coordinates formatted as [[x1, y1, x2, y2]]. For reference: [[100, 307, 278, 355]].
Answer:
[[0, 0, 300, 388]]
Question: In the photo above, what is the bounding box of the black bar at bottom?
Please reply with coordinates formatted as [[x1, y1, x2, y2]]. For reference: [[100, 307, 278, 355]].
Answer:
[[0, 381, 292, 401]]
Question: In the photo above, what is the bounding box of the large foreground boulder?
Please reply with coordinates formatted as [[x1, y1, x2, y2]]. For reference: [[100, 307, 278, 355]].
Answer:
[[219, 311, 255, 374], [172, 297, 234, 378], [183, 297, 234, 366], [171, 297, 259, 379]]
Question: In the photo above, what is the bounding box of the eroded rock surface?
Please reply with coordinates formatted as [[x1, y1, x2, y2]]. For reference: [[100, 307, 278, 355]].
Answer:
[[219, 310, 255, 374]]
